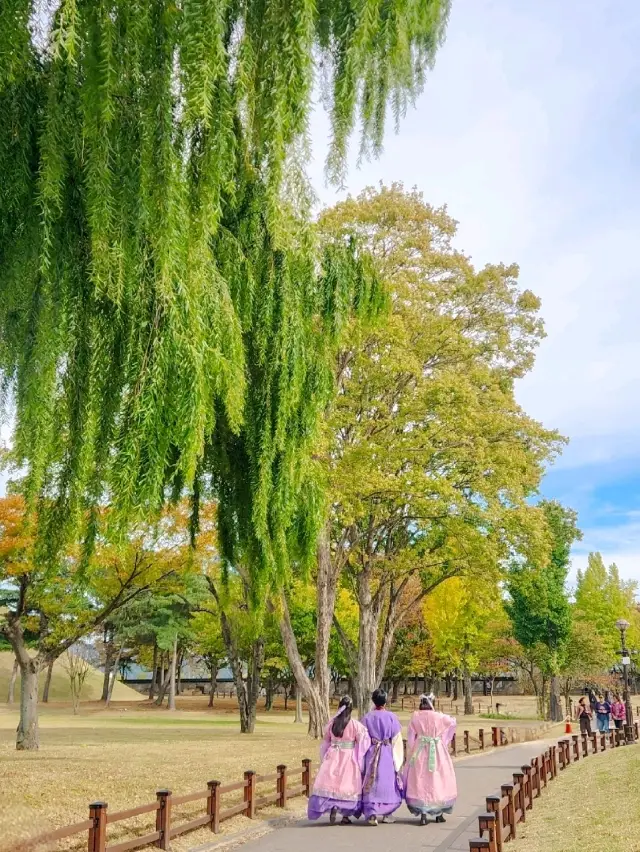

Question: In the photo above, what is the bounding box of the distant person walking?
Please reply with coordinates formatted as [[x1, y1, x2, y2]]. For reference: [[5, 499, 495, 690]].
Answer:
[[403, 694, 458, 826], [361, 688, 404, 826], [594, 694, 611, 733], [611, 695, 626, 730], [576, 697, 592, 736], [308, 695, 371, 825]]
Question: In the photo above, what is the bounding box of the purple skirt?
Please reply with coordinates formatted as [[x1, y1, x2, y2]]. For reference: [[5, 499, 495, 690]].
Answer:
[[307, 795, 362, 820], [361, 800, 402, 818]]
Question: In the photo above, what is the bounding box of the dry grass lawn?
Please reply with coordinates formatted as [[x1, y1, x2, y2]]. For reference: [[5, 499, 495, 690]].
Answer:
[[0, 703, 315, 852], [509, 744, 640, 852]]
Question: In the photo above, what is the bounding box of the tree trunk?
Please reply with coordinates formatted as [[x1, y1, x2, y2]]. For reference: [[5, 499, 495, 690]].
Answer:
[[208, 663, 217, 708], [106, 644, 124, 707], [278, 526, 337, 737], [463, 666, 473, 716], [155, 655, 171, 706], [265, 676, 274, 711], [176, 650, 184, 695], [539, 675, 548, 719], [207, 578, 264, 734], [392, 679, 399, 703], [148, 643, 158, 700], [295, 684, 303, 724], [353, 567, 381, 717], [18, 660, 40, 750], [42, 657, 55, 704], [234, 637, 264, 733], [549, 675, 563, 722], [101, 627, 114, 702], [7, 657, 18, 705], [453, 676, 459, 702], [4, 619, 41, 750], [168, 637, 178, 711], [279, 591, 330, 738], [563, 679, 572, 717]]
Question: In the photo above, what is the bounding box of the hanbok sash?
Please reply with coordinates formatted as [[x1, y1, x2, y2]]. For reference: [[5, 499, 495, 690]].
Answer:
[[364, 738, 392, 792], [409, 735, 441, 772]]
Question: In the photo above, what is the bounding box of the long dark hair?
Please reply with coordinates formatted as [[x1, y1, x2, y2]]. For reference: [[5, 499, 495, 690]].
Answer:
[[332, 695, 353, 738]]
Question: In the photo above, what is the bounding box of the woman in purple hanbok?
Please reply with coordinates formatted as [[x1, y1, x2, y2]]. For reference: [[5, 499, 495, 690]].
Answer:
[[404, 694, 457, 826], [360, 688, 404, 826], [308, 695, 371, 825]]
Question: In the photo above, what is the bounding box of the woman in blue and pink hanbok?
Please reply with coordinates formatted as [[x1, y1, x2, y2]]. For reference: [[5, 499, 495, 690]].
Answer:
[[403, 694, 457, 826], [308, 695, 371, 825]]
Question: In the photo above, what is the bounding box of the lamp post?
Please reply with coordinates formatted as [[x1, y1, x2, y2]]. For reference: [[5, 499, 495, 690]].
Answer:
[[615, 618, 634, 741]]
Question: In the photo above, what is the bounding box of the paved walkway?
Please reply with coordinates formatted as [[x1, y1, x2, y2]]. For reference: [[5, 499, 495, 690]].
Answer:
[[238, 741, 550, 852]]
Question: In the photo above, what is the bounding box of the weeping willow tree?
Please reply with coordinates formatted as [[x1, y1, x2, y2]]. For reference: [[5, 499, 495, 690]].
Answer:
[[0, 0, 451, 744]]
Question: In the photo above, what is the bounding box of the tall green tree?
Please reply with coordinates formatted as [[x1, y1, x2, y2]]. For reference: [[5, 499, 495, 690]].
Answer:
[[506, 500, 581, 721], [281, 185, 561, 716], [574, 552, 639, 660]]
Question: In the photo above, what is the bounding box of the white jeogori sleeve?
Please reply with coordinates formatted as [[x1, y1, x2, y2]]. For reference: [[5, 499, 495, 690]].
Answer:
[[392, 731, 404, 772]]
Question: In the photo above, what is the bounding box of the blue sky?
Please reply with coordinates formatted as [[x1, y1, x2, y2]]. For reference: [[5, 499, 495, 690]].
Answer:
[[308, 0, 640, 584]]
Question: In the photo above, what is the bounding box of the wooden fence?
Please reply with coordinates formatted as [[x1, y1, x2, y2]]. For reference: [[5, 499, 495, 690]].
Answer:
[[14, 760, 313, 852], [12, 720, 558, 852], [468, 721, 640, 851]]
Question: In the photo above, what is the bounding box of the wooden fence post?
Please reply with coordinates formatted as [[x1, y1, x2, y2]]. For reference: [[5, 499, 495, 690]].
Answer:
[[572, 735, 580, 761], [538, 753, 547, 788], [88, 802, 107, 852], [550, 745, 558, 778], [591, 731, 599, 753], [531, 758, 540, 797], [208, 781, 221, 833], [501, 784, 516, 841], [464, 730, 470, 754], [513, 773, 525, 823], [155, 790, 171, 850], [521, 766, 532, 810], [277, 765, 287, 807], [477, 811, 497, 852], [469, 840, 492, 852], [485, 797, 503, 851], [451, 733, 457, 757], [302, 759, 311, 796], [581, 733, 588, 757], [479, 729, 485, 751], [244, 771, 256, 819], [600, 732, 607, 751], [491, 727, 499, 748]]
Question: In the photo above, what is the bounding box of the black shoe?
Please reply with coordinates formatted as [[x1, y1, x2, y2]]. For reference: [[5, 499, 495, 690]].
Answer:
[[329, 808, 337, 825], [436, 815, 446, 824]]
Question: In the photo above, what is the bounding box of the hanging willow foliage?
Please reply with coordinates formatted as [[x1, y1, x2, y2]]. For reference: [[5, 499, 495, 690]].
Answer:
[[0, 0, 450, 579]]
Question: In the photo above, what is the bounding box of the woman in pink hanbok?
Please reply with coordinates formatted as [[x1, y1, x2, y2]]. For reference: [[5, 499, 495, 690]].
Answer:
[[403, 694, 457, 826], [308, 695, 371, 825]]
